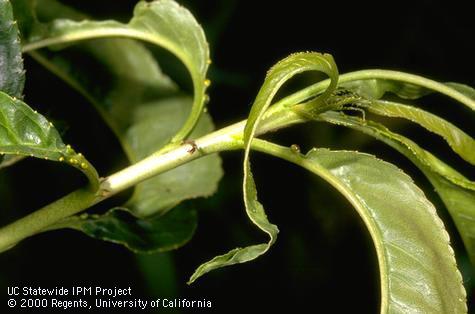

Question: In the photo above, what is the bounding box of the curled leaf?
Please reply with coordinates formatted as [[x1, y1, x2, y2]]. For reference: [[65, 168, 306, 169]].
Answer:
[[337, 75, 475, 165], [359, 100, 475, 165], [318, 111, 475, 265], [338, 70, 475, 110], [445, 82, 475, 101], [340, 77, 430, 100], [22, 0, 210, 143], [13, 0, 222, 251], [189, 52, 338, 283]]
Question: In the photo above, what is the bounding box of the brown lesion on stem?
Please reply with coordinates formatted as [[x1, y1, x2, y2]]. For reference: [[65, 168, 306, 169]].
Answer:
[[97, 177, 112, 198], [182, 139, 199, 154]]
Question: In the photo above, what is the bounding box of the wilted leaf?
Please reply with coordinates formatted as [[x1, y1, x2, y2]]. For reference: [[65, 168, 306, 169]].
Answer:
[[337, 75, 475, 165], [323, 75, 475, 265], [341, 77, 430, 100]]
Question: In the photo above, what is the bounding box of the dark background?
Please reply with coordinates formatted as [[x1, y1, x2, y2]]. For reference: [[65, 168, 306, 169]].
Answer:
[[1, 0, 474, 313]]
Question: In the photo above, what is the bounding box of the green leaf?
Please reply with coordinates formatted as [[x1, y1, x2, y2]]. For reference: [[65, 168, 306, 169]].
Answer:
[[341, 77, 431, 100], [358, 99, 475, 165], [12, 0, 222, 251], [15, 0, 222, 217], [52, 96, 221, 251], [22, 0, 210, 143], [336, 75, 475, 165], [0, 0, 25, 98], [305, 148, 466, 313], [0, 91, 99, 188], [254, 140, 466, 313], [445, 82, 475, 101], [338, 70, 475, 111], [317, 111, 475, 265], [59, 205, 197, 253], [47, 97, 220, 253], [244, 52, 338, 143], [189, 52, 338, 283], [329, 76, 475, 262], [0, 154, 24, 169], [28, 38, 177, 150], [123, 97, 223, 218]]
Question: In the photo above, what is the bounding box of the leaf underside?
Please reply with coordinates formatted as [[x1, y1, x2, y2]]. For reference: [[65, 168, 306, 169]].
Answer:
[[15, 0, 222, 251], [62, 205, 197, 253], [360, 99, 475, 165], [290, 75, 473, 312], [300, 147, 466, 313], [331, 78, 475, 263], [25, 0, 210, 143], [7, 2, 471, 313], [320, 111, 475, 266]]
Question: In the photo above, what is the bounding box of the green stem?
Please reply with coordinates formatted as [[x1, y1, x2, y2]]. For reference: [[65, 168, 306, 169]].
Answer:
[[2, 68, 470, 252], [0, 188, 96, 252], [0, 105, 305, 252]]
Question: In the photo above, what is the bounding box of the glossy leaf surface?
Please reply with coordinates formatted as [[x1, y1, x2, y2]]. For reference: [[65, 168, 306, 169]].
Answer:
[[0, 0, 25, 98], [0, 91, 98, 188]]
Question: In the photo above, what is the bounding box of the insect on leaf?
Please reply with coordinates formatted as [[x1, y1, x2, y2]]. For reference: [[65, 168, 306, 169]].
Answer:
[[318, 111, 475, 266], [0, 91, 99, 189], [357, 99, 475, 165], [339, 70, 475, 110], [12, 0, 222, 251]]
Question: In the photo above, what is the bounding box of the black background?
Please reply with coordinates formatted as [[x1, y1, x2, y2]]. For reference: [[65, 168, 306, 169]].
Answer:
[[1, 0, 474, 313]]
